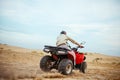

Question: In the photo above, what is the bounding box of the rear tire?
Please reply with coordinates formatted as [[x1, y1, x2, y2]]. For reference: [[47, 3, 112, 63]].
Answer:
[[80, 62, 87, 73], [40, 55, 53, 72], [58, 59, 73, 75]]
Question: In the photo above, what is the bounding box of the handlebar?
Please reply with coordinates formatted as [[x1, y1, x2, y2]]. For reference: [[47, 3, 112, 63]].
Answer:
[[72, 41, 86, 51], [77, 41, 86, 48], [76, 45, 84, 49], [80, 41, 86, 45], [67, 41, 86, 51]]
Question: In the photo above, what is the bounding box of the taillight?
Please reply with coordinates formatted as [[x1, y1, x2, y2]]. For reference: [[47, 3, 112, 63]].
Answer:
[[52, 55, 58, 60], [43, 48, 50, 53]]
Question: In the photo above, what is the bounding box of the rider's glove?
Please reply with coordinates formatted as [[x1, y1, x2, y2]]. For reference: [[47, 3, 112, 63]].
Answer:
[[80, 46, 84, 48]]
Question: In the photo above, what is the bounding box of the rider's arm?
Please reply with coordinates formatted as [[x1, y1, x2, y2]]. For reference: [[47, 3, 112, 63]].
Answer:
[[67, 36, 81, 46]]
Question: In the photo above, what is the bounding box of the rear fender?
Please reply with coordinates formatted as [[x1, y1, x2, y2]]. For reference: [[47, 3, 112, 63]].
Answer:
[[67, 51, 75, 64]]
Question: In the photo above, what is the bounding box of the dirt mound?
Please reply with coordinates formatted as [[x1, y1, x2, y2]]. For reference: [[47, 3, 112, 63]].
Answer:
[[0, 44, 120, 80]]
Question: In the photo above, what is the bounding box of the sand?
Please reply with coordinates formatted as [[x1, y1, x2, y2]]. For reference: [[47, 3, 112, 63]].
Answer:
[[0, 44, 120, 80]]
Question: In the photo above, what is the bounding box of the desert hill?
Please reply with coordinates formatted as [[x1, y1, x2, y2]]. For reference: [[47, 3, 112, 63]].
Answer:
[[0, 44, 120, 80]]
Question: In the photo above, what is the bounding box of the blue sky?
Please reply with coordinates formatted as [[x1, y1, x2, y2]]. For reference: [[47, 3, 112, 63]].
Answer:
[[0, 0, 120, 56]]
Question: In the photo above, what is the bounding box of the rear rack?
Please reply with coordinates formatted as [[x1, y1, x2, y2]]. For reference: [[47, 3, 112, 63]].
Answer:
[[44, 45, 70, 51]]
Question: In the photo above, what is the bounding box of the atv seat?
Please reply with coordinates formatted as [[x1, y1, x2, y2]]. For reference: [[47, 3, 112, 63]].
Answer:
[[44, 45, 70, 55]]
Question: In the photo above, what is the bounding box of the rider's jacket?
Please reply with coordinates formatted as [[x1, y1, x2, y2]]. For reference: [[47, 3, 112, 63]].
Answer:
[[56, 34, 79, 46]]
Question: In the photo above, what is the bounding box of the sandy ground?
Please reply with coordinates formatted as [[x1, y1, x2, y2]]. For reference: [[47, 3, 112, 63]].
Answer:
[[0, 44, 120, 80]]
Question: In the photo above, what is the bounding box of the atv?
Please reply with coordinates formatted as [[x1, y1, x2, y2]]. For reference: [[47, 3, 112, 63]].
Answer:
[[40, 42, 87, 75]]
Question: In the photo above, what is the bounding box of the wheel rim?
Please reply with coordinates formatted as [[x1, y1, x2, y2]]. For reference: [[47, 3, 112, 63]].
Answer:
[[66, 64, 72, 74], [46, 60, 52, 69], [84, 64, 87, 73]]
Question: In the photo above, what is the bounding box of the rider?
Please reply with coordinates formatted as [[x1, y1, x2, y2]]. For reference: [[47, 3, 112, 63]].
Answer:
[[56, 31, 82, 65], [56, 31, 81, 49]]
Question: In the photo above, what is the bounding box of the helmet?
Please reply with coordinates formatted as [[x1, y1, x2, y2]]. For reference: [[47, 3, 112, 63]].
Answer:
[[60, 31, 66, 34]]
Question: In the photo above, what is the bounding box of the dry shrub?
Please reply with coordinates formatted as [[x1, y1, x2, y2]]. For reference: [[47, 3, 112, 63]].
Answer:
[[92, 57, 102, 64], [32, 51, 37, 53], [0, 47, 4, 50], [116, 62, 120, 66], [112, 62, 116, 64], [39, 52, 44, 55], [85, 52, 93, 55], [7, 49, 12, 51], [0, 48, 4, 53], [3, 44, 7, 45], [31, 51, 44, 56], [89, 53, 93, 55], [84, 53, 88, 55], [6, 49, 12, 54]]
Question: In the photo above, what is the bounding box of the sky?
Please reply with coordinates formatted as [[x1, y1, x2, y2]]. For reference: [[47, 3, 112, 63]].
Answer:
[[0, 0, 120, 56]]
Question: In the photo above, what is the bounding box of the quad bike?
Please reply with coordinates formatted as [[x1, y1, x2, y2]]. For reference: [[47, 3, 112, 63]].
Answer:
[[40, 42, 87, 75]]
